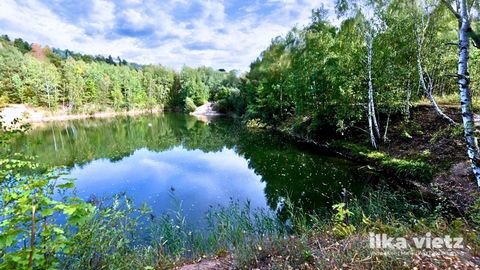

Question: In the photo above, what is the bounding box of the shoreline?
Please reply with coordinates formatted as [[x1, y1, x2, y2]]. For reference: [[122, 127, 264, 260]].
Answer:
[[29, 109, 163, 123], [0, 104, 163, 129]]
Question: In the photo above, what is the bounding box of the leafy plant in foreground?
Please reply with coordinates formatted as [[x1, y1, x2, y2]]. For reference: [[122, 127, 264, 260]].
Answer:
[[0, 157, 94, 269], [0, 121, 94, 269]]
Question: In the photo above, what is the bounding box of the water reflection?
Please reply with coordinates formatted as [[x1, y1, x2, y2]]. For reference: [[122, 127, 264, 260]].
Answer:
[[10, 113, 364, 223], [69, 147, 266, 223]]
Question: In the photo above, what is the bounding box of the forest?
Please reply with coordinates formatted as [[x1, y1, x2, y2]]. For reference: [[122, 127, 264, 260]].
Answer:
[[3, 0, 480, 163], [1, 0, 480, 269], [0, 35, 241, 114]]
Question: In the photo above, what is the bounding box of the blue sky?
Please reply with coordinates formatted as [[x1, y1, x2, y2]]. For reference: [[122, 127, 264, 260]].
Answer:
[[0, 0, 334, 70]]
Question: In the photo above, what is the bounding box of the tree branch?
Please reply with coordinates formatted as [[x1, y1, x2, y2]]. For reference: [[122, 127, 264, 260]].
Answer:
[[468, 27, 480, 48], [445, 41, 459, 46], [441, 0, 461, 19], [469, 0, 477, 17]]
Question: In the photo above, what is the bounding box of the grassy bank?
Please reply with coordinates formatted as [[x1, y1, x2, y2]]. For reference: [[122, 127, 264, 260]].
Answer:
[[25, 188, 480, 269], [271, 105, 480, 214]]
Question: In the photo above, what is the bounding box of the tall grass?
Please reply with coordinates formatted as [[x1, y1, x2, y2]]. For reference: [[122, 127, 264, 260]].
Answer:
[[58, 188, 478, 269], [61, 193, 286, 269]]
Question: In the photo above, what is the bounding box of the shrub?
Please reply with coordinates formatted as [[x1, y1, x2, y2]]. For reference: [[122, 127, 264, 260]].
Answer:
[[0, 96, 8, 108], [213, 99, 229, 113], [469, 198, 480, 230], [184, 97, 196, 113]]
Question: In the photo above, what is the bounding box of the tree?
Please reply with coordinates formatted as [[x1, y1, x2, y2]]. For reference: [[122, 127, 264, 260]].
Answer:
[[62, 58, 86, 111], [0, 34, 10, 42], [414, 0, 456, 123], [0, 44, 24, 103], [442, 0, 480, 185], [13, 38, 31, 54], [336, 0, 388, 147], [180, 66, 209, 106], [106, 55, 115, 65], [366, 30, 381, 148]]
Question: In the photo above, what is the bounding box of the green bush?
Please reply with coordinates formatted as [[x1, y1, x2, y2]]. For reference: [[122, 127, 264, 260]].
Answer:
[[469, 198, 480, 230], [213, 99, 229, 113], [184, 97, 197, 113], [0, 96, 8, 108], [212, 87, 245, 115]]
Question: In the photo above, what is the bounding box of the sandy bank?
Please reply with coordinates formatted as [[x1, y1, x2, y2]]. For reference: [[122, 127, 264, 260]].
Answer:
[[189, 102, 223, 123], [0, 104, 161, 129]]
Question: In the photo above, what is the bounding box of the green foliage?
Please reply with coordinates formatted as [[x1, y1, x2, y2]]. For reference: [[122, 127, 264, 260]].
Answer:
[[0, 129, 94, 269], [184, 97, 197, 113], [469, 198, 480, 230], [430, 124, 464, 144], [363, 151, 432, 182], [213, 87, 244, 114], [179, 67, 209, 106], [62, 194, 155, 270], [331, 203, 356, 238], [245, 118, 268, 129], [0, 45, 25, 103], [13, 38, 31, 54], [0, 39, 240, 114], [61, 195, 283, 270], [333, 141, 433, 182], [380, 157, 433, 182], [239, 2, 465, 139]]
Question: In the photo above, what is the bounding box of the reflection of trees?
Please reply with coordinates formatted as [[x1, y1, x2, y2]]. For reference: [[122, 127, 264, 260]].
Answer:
[[233, 131, 365, 215], [10, 114, 237, 167], [10, 114, 364, 214]]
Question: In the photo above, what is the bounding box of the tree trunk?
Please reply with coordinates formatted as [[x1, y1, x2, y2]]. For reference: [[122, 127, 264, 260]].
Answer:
[[458, 0, 480, 186], [366, 32, 380, 148], [414, 9, 456, 124], [368, 102, 377, 149], [383, 110, 391, 142]]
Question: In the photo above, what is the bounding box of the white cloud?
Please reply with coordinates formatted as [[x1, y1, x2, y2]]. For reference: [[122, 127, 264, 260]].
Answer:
[[124, 0, 142, 5], [122, 9, 150, 29], [0, 0, 336, 71], [89, 0, 116, 32]]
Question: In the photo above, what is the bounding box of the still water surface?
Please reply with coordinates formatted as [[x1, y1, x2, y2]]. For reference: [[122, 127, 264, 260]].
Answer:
[[11, 113, 364, 224]]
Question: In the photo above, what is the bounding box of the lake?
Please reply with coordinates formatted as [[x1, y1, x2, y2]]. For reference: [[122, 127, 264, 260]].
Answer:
[[10, 113, 365, 225]]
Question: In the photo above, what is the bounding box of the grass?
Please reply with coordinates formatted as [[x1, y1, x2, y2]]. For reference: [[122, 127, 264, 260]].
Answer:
[[244, 189, 480, 269], [417, 94, 480, 111], [60, 193, 287, 270], [53, 188, 480, 269], [331, 140, 433, 183]]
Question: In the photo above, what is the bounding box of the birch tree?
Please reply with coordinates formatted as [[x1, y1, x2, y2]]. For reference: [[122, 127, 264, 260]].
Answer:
[[442, 0, 480, 185], [366, 30, 381, 148], [414, 0, 457, 124], [336, 0, 387, 148]]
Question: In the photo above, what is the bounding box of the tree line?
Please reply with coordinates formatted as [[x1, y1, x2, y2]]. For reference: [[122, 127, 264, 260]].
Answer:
[[2, 0, 480, 185], [0, 35, 241, 113], [240, 0, 480, 185]]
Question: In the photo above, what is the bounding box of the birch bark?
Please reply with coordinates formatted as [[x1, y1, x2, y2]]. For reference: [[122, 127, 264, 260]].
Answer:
[[414, 2, 456, 124], [366, 32, 380, 148], [457, 0, 480, 185]]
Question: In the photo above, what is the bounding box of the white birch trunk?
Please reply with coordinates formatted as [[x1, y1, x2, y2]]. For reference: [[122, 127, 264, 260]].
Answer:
[[414, 6, 456, 124], [368, 102, 377, 148], [366, 32, 380, 148], [383, 111, 391, 142], [458, 0, 480, 186], [45, 82, 51, 111]]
